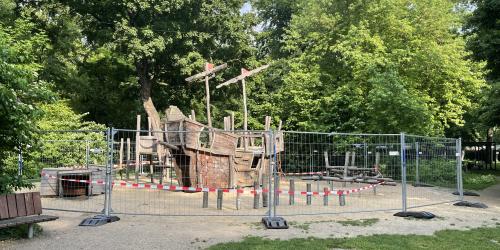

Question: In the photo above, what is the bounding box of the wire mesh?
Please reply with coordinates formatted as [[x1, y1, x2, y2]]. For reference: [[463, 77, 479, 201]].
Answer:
[[22, 130, 108, 213], [404, 135, 459, 209], [109, 129, 272, 216], [274, 132, 404, 215], [17, 128, 462, 217]]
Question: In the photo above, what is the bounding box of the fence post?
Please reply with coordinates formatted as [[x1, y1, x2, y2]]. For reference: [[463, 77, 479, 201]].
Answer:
[[306, 183, 312, 205], [415, 142, 419, 185], [289, 179, 295, 205], [400, 132, 407, 213], [85, 140, 90, 169], [266, 130, 275, 217], [457, 138, 464, 201], [103, 128, 114, 216]]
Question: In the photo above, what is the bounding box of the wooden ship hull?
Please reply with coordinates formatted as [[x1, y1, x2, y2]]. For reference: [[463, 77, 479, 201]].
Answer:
[[164, 108, 272, 188]]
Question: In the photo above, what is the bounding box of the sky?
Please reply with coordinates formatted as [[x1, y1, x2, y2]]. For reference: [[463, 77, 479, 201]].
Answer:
[[240, 2, 252, 14]]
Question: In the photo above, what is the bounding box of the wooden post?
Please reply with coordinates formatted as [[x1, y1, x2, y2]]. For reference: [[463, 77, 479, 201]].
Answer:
[[229, 156, 234, 188], [236, 185, 241, 210], [135, 115, 141, 182], [191, 110, 196, 121], [126, 138, 131, 180], [204, 63, 212, 127], [289, 179, 295, 205], [253, 181, 259, 209], [217, 189, 223, 210], [343, 151, 350, 187], [339, 192, 346, 206], [242, 77, 248, 150], [202, 192, 209, 208], [323, 187, 329, 206], [147, 116, 152, 136], [306, 183, 312, 205], [119, 138, 124, 180], [230, 112, 235, 131]]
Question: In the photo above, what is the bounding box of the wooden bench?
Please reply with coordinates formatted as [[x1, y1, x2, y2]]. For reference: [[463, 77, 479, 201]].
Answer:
[[0, 192, 58, 238]]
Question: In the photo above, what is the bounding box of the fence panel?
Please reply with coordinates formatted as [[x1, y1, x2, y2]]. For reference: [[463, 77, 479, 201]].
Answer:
[[404, 135, 460, 209], [109, 129, 273, 216], [274, 132, 403, 216], [22, 130, 109, 213], [14, 128, 461, 217]]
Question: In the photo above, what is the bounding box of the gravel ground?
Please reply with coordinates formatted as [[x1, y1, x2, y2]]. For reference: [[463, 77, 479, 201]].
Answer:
[[1, 182, 499, 250]]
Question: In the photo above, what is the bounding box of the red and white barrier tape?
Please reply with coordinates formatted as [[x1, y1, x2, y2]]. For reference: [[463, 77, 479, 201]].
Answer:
[[41, 172, 383, 196], [284, 171, 327, 176]]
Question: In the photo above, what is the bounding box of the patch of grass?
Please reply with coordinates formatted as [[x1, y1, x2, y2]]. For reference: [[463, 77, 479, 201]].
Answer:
[[463, 172, 498, 190], [287, 221, 310, 232], [208, 226, 500, 250], [246, 222, 265, 230], [337, 218, 379, 227], [0, 224, 43, 240]]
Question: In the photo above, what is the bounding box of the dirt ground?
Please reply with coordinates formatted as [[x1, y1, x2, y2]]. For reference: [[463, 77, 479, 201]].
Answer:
[[1, 181, 499, 250]]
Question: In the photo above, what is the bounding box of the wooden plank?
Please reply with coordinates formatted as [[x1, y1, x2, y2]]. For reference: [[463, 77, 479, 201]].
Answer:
[[24, 193, 35, 216], [0, 195, 8, 219], [0, 215, 58, 229], [32, 192, 42, 214], [6, 194, 17, 218], [15, 193, 27, 217]]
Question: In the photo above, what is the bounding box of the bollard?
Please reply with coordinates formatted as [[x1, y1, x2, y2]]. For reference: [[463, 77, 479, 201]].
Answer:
[[262, 180, 268, 208], [306, 183, 312, 205], [253, 181, 259, 209], [217, 189, 223, 210], [373, 186, 377, 195], [289, 179, 295, 205], [202, 191, 209, 208], [323, 187, 329, 206], [339, 192, 346, 206], [236, 186, 241, 210]]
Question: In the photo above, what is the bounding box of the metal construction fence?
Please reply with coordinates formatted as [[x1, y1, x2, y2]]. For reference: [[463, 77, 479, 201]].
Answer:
[[15, 128, 463, 218]]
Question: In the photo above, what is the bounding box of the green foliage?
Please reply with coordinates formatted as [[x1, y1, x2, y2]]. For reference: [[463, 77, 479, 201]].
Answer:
[[408, 159, 457, 188], [336, 218, 379, 227], [255, 0, 485, 135], [459, 0, 500, 139], [463, 172, 498, 190], [0, 224, 43, 240], [31, 100, 106, 174], [209, 226, 500, 250], [0, 18, 54, 194]]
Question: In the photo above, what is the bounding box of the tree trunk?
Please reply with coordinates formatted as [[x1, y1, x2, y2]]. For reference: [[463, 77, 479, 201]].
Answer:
[[486, 127, 493, 169], [136, 60, 162, 134]]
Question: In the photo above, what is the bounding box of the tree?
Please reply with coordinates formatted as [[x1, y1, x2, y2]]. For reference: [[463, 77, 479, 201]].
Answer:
[[465, 0, 499, 166], [252, 0, 302, 59], [44, 0, 257, 132], [0, 18, 54, 193], [465, 0, 499, 128], [258, 0, 485, 135]]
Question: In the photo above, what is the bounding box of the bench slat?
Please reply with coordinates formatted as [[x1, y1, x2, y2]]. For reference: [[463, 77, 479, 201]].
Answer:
[[6, 194, 17, 218], [25, 193, 35, 216], [0, 196, 8, 219], [33, 192, 42, 214], [16, 193, 27, 217], [0, 215, 59, 229]]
